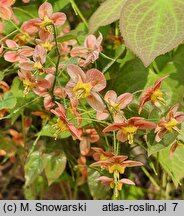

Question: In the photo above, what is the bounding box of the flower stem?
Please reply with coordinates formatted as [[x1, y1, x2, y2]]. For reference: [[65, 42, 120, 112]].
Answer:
[[51, 24, 61, 94], [70, 0, 88, 28], [141, 166, 160, 190]]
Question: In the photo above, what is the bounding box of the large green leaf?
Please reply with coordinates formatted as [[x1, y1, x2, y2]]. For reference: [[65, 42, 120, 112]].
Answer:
[[25, 151, 43, 187], [111, 59, 149, 94], [43, 152, 67, 186], [159, 144, 184, 187], [120, 0, 184, 67], [89, 0, 126, 33]]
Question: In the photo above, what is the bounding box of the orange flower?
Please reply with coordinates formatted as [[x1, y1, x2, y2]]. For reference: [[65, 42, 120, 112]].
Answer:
[[79, 128, 99, 156], [138, 76, 168, 114], [155, 104, 184, 142], [103, 117, 156, 144], [97, 176, 135, 197], [65, 64, 106, 111], [51, 102, 81, 140], [91, 155, 143, 180], [91, 147, 114, 161], [22, 2, 66, 37]]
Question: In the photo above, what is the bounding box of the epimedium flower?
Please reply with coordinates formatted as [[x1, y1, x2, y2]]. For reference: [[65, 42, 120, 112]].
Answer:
[[19, 45, 47, 74], [4, 39, 33, 63], [155, 104, 184, 142], [103, 117, 156, 144], [65, 64, 106, 112], [21, 2, 66, 37], [138, 76, 168, 114], [96, 90, 133, 123], [91, 155, 143, 181], [79, 128, 99, 156], [91, 147, 114, 161], [51, 102, 81, 140], [0, 0, 17, 22], [70, 33, 103, 67], [97, 176, 135, 197], [36, 31, 54, 52], [18, 70, 50, 95]]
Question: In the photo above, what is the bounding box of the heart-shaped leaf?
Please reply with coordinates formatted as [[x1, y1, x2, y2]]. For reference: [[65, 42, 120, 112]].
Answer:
[[89, 0, 126, 33], [25, 151, 43, 187], [43, 152, 66, 186], [120, 0, 184, 67]]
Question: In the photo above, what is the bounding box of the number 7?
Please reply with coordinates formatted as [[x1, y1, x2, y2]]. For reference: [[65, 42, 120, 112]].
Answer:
[[172, 203, 178, 211]]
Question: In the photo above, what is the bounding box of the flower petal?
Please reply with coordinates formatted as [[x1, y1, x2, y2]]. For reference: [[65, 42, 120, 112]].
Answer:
[[50, 12, 66, 26], [104, 90, 117, 103], [119, 178, 135, 185], [86, 69, 106, 91], [96, 176, 113, 186], [21, 18, 41, 35], [122, 160, 143, 167], [135, 119, 156, 130], [154, 75, 168, 90], [4, 51, 19, 62], [67, 122, 81, 140], [116, 130, 127, 142], [38, 2, 53, 19], [87, 92, 105, 111], [55, 102, 66, 117], [155, 129, 166, 142], [103, 123, 124, 133], [117, 93, 133, 109], [67, 64, 86, 83], [70, 46, 88, 58], [19, 61, 34, 71], [138, 86, 153, 114], [80, 138, 90, 156], [43, 94, 54, 110], [20, 47, 33, 57], [84, 34, 97, 49], [5, 39, 18, 48], [96, 110, 109, 120]]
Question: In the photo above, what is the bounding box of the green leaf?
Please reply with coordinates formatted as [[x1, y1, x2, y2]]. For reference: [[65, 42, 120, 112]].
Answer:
[[52, 0, 70, 11], [87, 168, 111, 200], [120, 0, 184, 67], [147, 130, 177, 156], [43, 152, 67, 186], [89, 0, 126, 33], [120, 185, 144, 200], [25, 151, 43, 187], [159, 144, 184, 187], [24, 176, 46, 200], [111, 59, 149, 94], [38, 123, 71, 139], [0, 92, 17, 110]]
